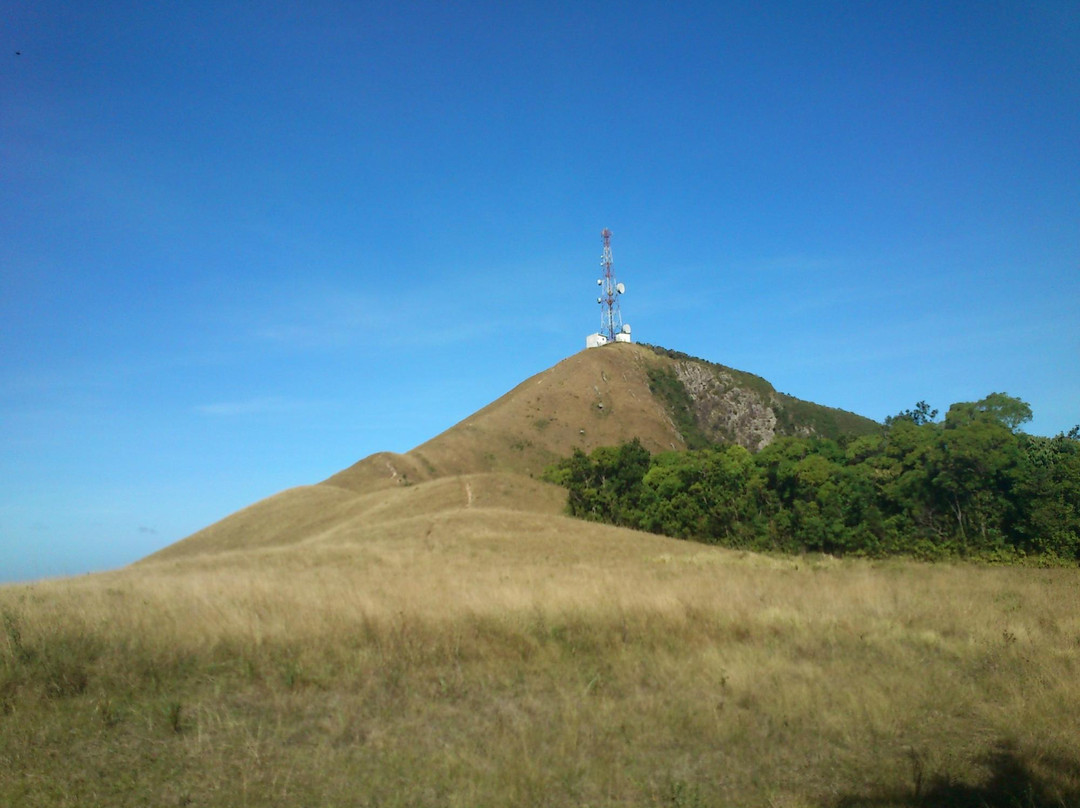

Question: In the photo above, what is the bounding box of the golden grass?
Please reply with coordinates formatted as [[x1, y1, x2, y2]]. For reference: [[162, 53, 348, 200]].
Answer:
[[3, 503, 1079, 807], [325, 343, 686, 492], [146, 472, 567, 562]]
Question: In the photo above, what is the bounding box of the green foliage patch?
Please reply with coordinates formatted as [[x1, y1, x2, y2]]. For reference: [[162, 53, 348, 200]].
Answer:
[[642, 343, 879, 443], [546, 394, 1080, 562], [641, 343, 776, 401], [773, 393, 881, 441], [645, 366, 713, 450]]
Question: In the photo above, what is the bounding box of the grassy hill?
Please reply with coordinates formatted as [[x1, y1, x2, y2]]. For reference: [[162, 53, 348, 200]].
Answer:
[[152, 343, 877, 561], [2, 344, 1078, 806], [325, 342, 878, 489]]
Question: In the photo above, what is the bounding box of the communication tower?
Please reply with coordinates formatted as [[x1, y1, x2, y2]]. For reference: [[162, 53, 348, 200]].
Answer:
[[586, 228, 632, 348]]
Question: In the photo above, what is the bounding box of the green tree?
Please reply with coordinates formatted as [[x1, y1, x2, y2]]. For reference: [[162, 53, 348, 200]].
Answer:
[[933, 409, 1023, 551], [552, 439, 652, 526], [637, 452, 695, 537], [699, 445, 758, 542], [885, 400, 938, 427], [544, 392, 1068, 562], [975, 392, 1033, 433], [944, 393, 1032, 433], [1014, 432, 1080, 559]]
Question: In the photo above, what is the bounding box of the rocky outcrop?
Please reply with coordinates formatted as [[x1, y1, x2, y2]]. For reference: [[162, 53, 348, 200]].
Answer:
[[673, 361, 778, 451]]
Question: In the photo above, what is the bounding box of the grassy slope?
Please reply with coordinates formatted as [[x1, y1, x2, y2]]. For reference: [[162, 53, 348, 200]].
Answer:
[[157, 343, 680, 561], [3, 517, 1079, 807], [325, 343, 686, 493], [143, 473, 566, 562]]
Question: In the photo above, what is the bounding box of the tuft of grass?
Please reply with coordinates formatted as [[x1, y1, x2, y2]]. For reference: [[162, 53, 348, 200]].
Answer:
[[166, 699, 183, 733]]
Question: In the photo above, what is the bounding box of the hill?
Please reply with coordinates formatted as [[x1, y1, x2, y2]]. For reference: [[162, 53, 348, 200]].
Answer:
[[4, 344, 1078, 807], [147, 343, 877, 562], [325, 342, 877, 491]]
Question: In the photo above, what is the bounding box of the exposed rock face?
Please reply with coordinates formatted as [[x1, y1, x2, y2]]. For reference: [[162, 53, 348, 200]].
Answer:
[[674, 361, 778, 451]]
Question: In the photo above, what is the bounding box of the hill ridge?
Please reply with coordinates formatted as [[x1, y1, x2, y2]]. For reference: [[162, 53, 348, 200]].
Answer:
[[144, 343, 878, 561]]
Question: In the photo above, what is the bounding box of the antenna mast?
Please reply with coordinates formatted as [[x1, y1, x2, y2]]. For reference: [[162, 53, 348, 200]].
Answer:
[[585, 228, 631, 349], [598, 228, 623, 343]]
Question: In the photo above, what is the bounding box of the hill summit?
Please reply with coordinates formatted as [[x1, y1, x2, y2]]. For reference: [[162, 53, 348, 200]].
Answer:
[[144, 343, 877, 562]]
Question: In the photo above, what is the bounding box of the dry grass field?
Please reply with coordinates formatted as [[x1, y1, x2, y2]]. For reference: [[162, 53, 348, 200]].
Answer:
[[3, 475, 1079, 807], [4, 347, 1078, 806]]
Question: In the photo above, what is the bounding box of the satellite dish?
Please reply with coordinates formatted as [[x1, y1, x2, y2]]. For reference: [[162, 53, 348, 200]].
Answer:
[[616, 282, 625, 294], [597, 278, 602, 285], [622, 323, 632, 334], [597, 297, 602, 304]]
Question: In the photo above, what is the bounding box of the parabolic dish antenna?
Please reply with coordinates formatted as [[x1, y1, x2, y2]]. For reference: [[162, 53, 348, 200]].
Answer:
[[616, 282, 625, 294], [622, 323, 631, 334]]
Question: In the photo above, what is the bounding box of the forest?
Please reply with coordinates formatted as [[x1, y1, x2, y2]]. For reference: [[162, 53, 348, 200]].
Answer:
[[544, 394, 1080, 561]]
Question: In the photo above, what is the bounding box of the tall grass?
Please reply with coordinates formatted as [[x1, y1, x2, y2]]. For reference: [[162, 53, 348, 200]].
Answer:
[[2, 514, 1078, 806]]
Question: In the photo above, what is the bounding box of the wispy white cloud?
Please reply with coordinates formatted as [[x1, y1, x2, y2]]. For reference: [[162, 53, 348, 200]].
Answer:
[[195, 396, 324, 417], [244, 284, 513, 351], [248, 293, 397, 349]]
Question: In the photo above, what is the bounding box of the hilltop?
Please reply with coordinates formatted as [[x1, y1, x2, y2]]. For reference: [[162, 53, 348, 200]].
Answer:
[[146, 343, 877, 562], [325, 342, 877, 491]]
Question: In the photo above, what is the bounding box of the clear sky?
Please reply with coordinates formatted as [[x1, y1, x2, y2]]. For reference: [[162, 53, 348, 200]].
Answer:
[[2, 1, 1078, 582]]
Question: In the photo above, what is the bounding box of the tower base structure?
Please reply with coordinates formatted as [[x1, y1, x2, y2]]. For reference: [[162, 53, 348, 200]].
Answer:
[[586, 331, 632, 349]]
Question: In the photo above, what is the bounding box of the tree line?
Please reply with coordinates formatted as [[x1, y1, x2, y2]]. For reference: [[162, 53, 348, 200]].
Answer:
[[543, 394, 1080, 561]]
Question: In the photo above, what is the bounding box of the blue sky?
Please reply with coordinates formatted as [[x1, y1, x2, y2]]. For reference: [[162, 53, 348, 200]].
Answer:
[[2, 1, 1078, 582]]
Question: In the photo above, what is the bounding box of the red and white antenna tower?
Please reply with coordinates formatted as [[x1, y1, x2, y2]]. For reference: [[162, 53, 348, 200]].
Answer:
[[597, 228, 626, 343]]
